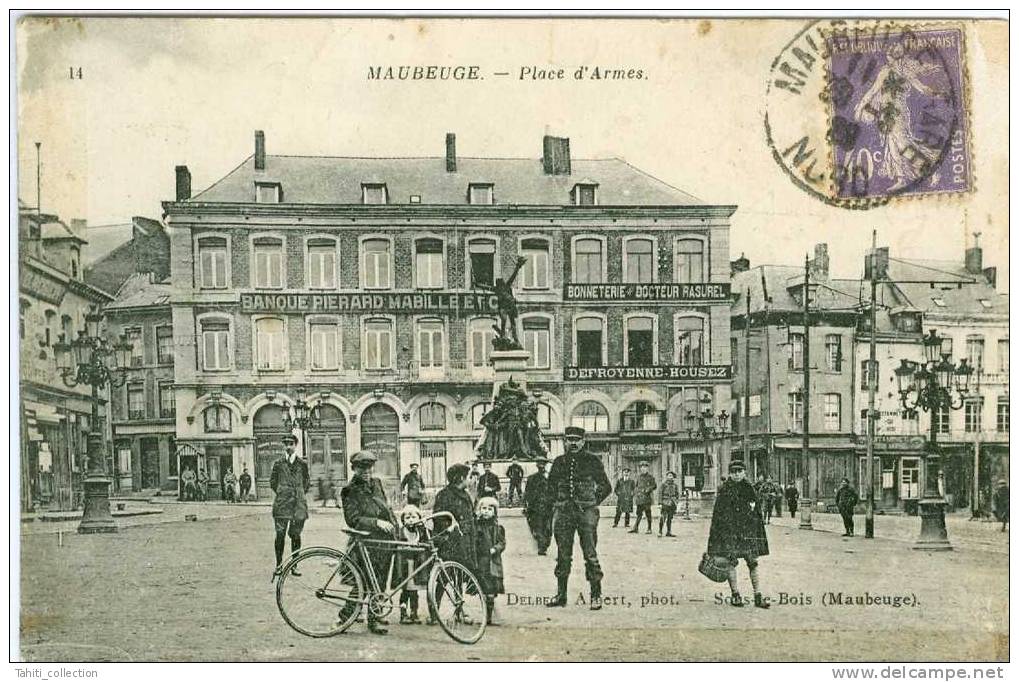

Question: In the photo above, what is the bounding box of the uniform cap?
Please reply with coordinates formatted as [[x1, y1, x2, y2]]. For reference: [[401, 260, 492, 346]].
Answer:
[[281, 434, 298, 445], [350, 450, 378, 466], [564, 425, 586, 438], [728, 460, 746, 473]]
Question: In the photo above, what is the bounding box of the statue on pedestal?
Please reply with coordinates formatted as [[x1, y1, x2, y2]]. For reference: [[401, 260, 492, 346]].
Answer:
[[475, 378, 549, 461], [474, 256, 527, 350]]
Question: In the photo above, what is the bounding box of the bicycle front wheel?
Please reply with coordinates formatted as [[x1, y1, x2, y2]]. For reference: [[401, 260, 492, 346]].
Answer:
[[427, 561, 488, 644], [276, 547, 365, 637]]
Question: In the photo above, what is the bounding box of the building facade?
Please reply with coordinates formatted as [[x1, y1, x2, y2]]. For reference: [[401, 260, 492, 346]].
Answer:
[[162, 131, 736, 501]]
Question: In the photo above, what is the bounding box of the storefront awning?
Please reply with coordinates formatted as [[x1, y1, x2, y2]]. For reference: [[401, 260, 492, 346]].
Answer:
[[24, 401, 65, 425]]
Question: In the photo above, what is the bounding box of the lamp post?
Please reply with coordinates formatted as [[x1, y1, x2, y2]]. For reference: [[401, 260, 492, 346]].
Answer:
[[278, 387, 324, 461], [52, 308, 132, 534], [894, 329, 973, 551], [686, 401, 729, 516]]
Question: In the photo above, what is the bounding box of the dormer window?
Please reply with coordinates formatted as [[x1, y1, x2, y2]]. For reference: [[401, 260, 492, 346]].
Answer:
[[362, 183, 388, 205], [255, 182, 282, 204], [468, 184, 494, 205], [572, 183, 598, 206]]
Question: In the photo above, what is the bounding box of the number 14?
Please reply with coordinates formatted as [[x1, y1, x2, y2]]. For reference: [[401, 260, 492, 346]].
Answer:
[[69, 66, 83, 79]]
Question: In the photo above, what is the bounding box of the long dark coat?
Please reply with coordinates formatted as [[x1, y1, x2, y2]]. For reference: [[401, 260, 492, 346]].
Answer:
[[432, 484, 477, 571], [614, 478, 636, 512], [835, 484, 860, 514], [270, 457, 310, 521], [994, 485, 1009, 523], [523, 471, 550, 515], [707, 478, 769, 559], [340, 475, 397, 537], [634, 472, 657, 507], [474, 518, 506, 595]]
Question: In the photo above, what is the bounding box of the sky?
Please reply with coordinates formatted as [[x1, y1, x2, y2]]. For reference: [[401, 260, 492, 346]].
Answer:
[[15, 17, 1010, 289]]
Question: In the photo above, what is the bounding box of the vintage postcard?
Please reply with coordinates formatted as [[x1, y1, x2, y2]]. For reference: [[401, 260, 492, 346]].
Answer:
[[12, 14, 1009, 667]]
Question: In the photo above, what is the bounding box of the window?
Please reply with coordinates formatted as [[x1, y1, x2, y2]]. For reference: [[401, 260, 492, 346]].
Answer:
[[998, 339, 1009, 373], [788, 332, 804, 371], [19, 299, 29, 339], [861, 359, 879, 391], [201, 318, 231, 371], [127, 384, 145, 420], [966, 336, 985, 373], [895, 313, 920, 333], [675, 316, 705, 366], [415, 238, 444, 288], [997, 398, 1009, 433], [307, 238, 337, 289], [198, 236, 228, 289], [932, 406, 950, 435], [362, 183, 387, 204], [70, 247, 80, 279], [43, 309, 55, 346], [471, 402, 491, 430], [824, 393, 841, 431], [156, 326, 174, 364], [468, 184, 494, 205], [575, 316, 605, 368], [573, 183, 597, 206], [419, 442, 447, 487], [675, 238, 704, 283], [520, 238, 550, 289], [125, 327, 143, 366], [468, 238, 497, 287], [626, 316, 656, 366], [621, 401, 663, 431], [573, 237, 604, 283], [203, 405, 232, 433], [536, 403, 552, 430], [308, 319, 340, 370], [572, 401, 609, 432], [419, 402, 447, 431], [61, 315, 73, 347], [364, 318, 394, 370], [253, 236, 284, 289], [254, 317, 286, 371], [362, 238, 392, 289], [964, 399, 983, 433], [255, 182, 281, 203], [159, 382, 175, 419], [825, 334, 842, 371], [522, 317, 551, 369], [788, 391, 803, 431], [417, 319, 445, 370], [469, 318, 496, 369], [624, 237, 655, 284]]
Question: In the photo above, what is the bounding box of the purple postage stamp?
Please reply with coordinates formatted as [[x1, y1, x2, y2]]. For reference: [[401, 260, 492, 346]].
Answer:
[[825, 25, 970, 201]]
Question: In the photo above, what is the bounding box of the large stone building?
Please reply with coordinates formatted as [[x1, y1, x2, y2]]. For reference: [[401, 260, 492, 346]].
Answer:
[[18, 202, 113, 512], [161, 131, 736, 500]]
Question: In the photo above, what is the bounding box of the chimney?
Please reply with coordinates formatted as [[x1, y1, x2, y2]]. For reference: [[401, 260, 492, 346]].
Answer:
[[542, 135, 571, 175], [865, 246, 889, 280], [175, 165, 192, 201], [983, 266, 997, 289], [70, 218, 87, 238], [965, 245, 983, 274], [445, 133, 457, 172], [811, 243, 830, 280], [730, 253, 750, 275], [254, 130, 266, 171]]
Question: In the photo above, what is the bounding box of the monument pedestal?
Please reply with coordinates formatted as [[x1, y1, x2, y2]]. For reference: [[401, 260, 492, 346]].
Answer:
[[489, 348, 531, 397]]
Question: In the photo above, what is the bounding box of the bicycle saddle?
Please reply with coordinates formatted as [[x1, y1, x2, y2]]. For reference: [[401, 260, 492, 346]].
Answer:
[[341, 527, 371, 537]]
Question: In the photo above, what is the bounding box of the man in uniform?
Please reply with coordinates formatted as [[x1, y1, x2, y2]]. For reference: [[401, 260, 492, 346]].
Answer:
[[545, 426, 612, 610], [523, 456, 552, 555], [506, 460, 525, 506], [478, 461, 502, 499], [629, 461, 656, 534], [340, 449, 398, 635], [270, 433, 310, 575], [400, 462, 425, 506]]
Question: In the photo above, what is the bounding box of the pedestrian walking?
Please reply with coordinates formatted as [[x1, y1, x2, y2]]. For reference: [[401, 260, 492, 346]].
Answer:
[[478, 461, 501, 499], [197, 467, 209, 502], [754, 474, 773, 524], [340, 449, 398, 635], [629, 461, 656, 534], [239, 466, 252, 503], [545, 426, 612, 610], [658, 471, 680, 537], [835, 478, 859, 537], [317, 477, 331, 507], [400, 463, 425, 506], [784, 482, 799, 517], [523, 457, 552, 555], [432, 464, 478, 573], [223, 468, 237, 503], [613, 468, 635, 528], [181, 466, 197, 501], [768, 476, 782, 517], [506, 460, 525, 505], [474, 496, 506, 625], [397, 504, 429, 625], [706, 460, 770, 609], [993, 479, 1009, 532], [270, 434, 311, 576]]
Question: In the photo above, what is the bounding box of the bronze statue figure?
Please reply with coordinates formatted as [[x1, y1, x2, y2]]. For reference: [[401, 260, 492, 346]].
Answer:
[[474, 255, 527, 349], [475, 378, 549, 461]]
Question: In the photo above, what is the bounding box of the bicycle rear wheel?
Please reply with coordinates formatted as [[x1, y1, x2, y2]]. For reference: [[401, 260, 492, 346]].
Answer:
[[276, 547, 364, 637], [427, 561, 488, 644]]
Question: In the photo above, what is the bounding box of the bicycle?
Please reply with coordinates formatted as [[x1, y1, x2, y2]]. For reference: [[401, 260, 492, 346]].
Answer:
[[273, 511, 487, 644]]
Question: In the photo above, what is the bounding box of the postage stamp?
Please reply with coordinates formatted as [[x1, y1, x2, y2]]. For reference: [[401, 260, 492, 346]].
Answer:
[[824, 25, 971, 202]]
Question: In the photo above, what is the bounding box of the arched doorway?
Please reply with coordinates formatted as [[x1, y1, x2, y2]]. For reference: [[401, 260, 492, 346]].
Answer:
[[308, 404, 347, 491], [253, 404, 288, 497], [360, 403, 400, 486]]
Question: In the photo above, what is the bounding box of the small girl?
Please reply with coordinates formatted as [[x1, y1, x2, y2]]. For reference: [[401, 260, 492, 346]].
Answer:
[[474, 496, 506, 625], [397, 505, 429, 624]]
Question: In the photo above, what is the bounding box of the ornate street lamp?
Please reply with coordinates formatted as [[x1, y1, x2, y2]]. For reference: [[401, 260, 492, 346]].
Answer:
[[895, 329, 973, 551], [685, 398, 729, 514], [278, 387, 324, 461], [52, 307, 131, 533]]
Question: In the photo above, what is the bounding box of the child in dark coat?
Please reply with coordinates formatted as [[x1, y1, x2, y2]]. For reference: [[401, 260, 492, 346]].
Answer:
[[397, 505, 429, 624], [474, 496, 506, 625]]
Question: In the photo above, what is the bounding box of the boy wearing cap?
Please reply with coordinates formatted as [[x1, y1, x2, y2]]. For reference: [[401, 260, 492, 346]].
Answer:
[[546, 425, 612, 610], [270, 433, 311, 576], [706, 460, 770, 608]]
